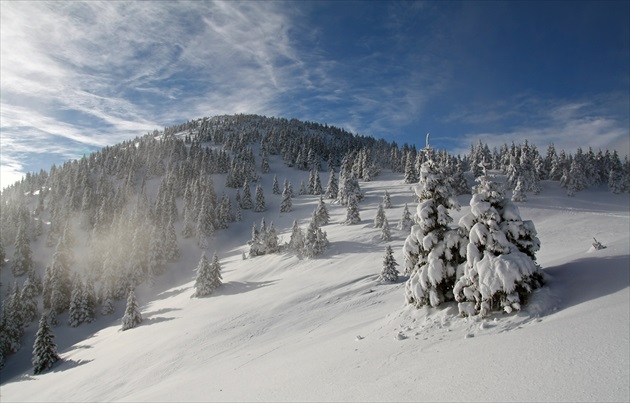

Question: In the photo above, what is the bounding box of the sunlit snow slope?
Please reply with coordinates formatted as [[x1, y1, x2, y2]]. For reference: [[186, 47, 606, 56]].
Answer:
[[1, 171, 629, 402]]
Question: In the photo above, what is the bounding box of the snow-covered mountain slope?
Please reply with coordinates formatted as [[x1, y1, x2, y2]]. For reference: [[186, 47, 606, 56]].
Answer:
[[1, 170, 629, 402]]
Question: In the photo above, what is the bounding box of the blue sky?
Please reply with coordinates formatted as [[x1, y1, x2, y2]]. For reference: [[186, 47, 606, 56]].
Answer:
[[1, 1, 628, 189]]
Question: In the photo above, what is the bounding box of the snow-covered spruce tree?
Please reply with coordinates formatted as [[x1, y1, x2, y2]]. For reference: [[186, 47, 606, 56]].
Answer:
[[3, 284, 25, 353], [453, 173, 544, 317], [403, 160, 464, 308], [374, 203, 386, 228], [325, 170, 338, 200], [608, 153, 625, 194], [209, 252, 223, 290], [313, 196, 330, 227], [289, 220, 305, 256], [48, 238, 72, 315], [272, 175, 280, 195], [254, 185, 266, 212], [32, 315, 60, 374], [101, 287, 115, 316], [68, 275, 85, 327], [404, 153, 418, 184], [192, 252, 214, 297], [148, 225, 166, 284], [299, 180, 308, 196], [263, 222, 279, 254], [309, 168, 323, 195], [303, 217, 329, 259], [241, 180, 253, 210], [121, 289, 142, 331], [379, 246, 399, 282], [21, 276, 39, 324], [344, 193, 361, 225], [380, 216, 392, 241], [382, 190, 392, 208], [164, 218, 180, 262], [337, 173, 363, 206], [82, 277, 97, 323], [248, 222, 264, 257], [511, 176, 527, 202], [397, 203, 413, 232], [280, 180, 293, 213], [453, 159, 470, 195], [12, 220, 33, 277]]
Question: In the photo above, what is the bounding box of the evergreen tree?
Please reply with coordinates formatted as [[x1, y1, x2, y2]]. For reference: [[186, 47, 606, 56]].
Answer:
[[192, 252, 214, 297], [404, 153, 418, 184], [121, 289, 142, 331], [380, 216, 392, 241], [263, 223, 279, 254], [453, 173, 544, 316], [21, 276, 39, 324], [147, 226, 166, 284], [310, 168, 323, 195], [83, 277, 97, 323], [382, 190, 392, 208], [32, 315, 60, 374], [397, 203, 413, 232], [254, 185, 266, 212], [511, 176, 527, 202], [241, 180, 253, 209], [325, 170, 339, 200], [403, 160, 463, 308], [3, 284, 25, 353], [313, 196, 329, 226], [303, 218, 328, 259], [181, 206, 196, 238], [299, 180, 308, 195], [164, 218, 180, 262], [289, 220, 305, 256], [379, 246, 399, 282], [68, 276, 85, 327], [337, 173, 363, 206], [272, 175, 281, 195], [280, 180, 293, 213], [452, 159, 470, 195], [374, 204, 386, 228], [344, 193, 361, 225], [48, 238, 72, 314], [260, 151, 271, 174], [12, 220, 33, 277], [209, 252, 223, 290], [101, 287, 115, 316]]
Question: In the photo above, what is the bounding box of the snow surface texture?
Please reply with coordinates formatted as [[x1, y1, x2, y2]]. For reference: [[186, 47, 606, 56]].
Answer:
[[1, 169, 629, 402]]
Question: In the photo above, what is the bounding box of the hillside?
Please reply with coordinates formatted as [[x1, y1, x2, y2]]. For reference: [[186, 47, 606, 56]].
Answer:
[[0, 115, 628, 401], [1, 167, 628, 401]]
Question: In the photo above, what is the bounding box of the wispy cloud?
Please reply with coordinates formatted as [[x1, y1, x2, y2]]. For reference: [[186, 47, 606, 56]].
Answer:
[[0, 1, 311, 189]]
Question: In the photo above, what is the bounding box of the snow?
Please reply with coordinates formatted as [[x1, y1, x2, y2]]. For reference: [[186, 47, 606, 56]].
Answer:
[[1, 170, 629, 402]]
